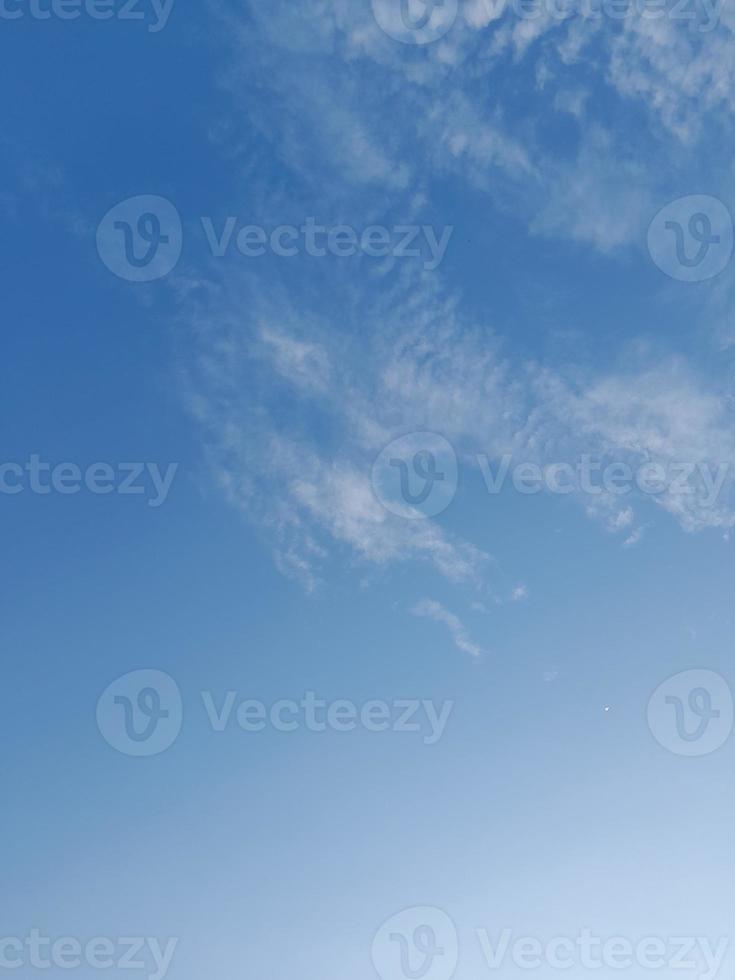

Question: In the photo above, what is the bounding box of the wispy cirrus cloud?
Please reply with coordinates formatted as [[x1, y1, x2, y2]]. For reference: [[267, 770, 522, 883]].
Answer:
[[175, 0, 735, 598], [209, 0, 735, 261], [180, 257, 735, 598], [411, 598, 487, 658]]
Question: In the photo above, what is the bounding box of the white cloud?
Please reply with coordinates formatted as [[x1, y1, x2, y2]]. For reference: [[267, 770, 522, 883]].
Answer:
[[180, 277, 494, 591], [289, 454, 488, 583], [529, 128, 650, 252], [259, 324, 331, 392], [411, 598, 486, 658], [208, 0, 735, 265], [623, 526, 645, 549], [181, 264, 735, 593], [609, 507, 634, 531], [178, 2, 735, 591]]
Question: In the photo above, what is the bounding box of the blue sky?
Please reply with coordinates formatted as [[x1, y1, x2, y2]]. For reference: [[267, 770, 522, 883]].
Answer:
[[2, 1, 735, 979]]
